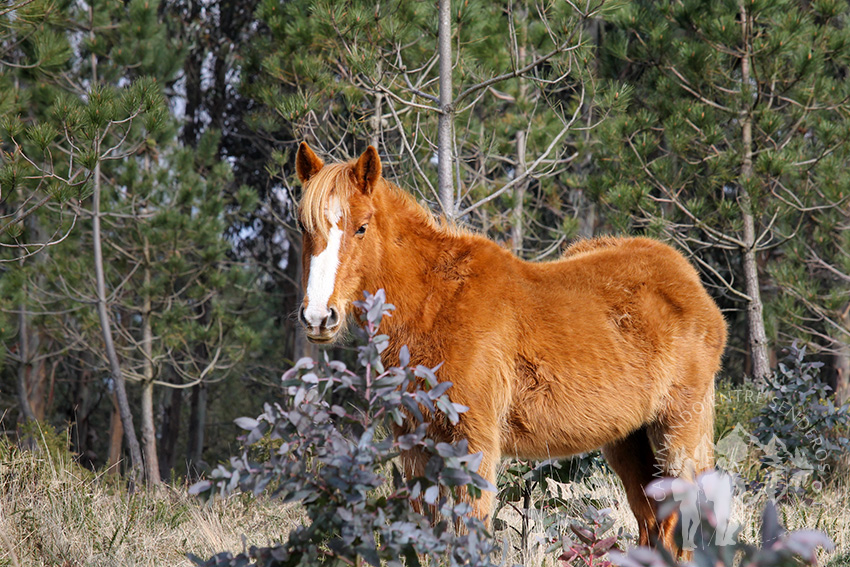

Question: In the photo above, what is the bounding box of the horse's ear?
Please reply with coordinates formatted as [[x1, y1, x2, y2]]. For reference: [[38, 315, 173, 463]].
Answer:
[[296, 142, 324, 184], [353, 145, 382, 193]]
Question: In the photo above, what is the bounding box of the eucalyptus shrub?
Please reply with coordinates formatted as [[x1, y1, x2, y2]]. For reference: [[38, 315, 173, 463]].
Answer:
[[752, 343, 850, 486], [188, 290, 497, 567]]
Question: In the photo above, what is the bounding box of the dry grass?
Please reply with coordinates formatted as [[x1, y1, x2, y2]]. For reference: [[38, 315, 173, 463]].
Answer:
[[0, 437, 302, 567], [1, 434, 848, 566]]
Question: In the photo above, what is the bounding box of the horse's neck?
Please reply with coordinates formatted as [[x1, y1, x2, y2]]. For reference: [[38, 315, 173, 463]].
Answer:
[[365, 189, 462, 357]]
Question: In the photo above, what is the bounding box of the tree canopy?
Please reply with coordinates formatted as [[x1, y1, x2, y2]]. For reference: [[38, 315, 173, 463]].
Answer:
[[1, 0, 848, 483]]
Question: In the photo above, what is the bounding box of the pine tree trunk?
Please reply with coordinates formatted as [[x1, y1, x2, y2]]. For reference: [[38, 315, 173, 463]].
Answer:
[[578, 12, 600, 241], [11, 51, 36, 427], [28, 357, 47, 420], [292, 232, 318, 361], [16, 298, 37, 424], [140, 237, 161, 485], [107, 392, 124, 477], [180, 0, 203, 147], [186, 383, 208, 477], [835, 303, 850, 405], [72, 360, 93, 467], [92, 156, 144, 488], [437, 0, 455, 219], [158, 384, 182, 480], [511, 130, 527, 255], [15, 211, 39, 424], [739, 2, 771, 383], [370, 61, 383, 148], [87, 7, 143, 486], [578, 197, 597, 239], [140, 380, 160, 485], [185, 296, 212, 476], [510, 21, 529, 255], [835, 349, 850, 405]]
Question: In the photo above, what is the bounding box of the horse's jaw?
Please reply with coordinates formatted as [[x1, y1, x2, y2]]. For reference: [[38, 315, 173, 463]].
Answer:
[[303, 316, 352, 344], [302, 322, 343, 344], [304, 325, 346, 344]]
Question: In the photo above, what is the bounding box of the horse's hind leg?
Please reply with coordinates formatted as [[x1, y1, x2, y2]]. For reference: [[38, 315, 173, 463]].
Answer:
[[602, 427, 664, 548], [651, 380, 716, 560]]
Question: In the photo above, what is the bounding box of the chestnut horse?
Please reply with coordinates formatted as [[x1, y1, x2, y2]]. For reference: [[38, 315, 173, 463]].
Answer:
[[295, 143, 726, 555]]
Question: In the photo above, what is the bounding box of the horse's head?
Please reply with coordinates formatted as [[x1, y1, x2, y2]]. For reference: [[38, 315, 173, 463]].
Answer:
[[295, 142, 383, 343]]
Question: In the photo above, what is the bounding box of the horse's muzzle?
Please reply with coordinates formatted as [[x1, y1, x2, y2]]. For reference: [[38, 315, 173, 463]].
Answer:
[[299, 303, 341, 343]]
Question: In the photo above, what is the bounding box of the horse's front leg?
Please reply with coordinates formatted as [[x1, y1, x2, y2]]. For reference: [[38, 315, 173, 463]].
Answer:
[[454, 410, 501, 524], [400, 446, 443, 520]]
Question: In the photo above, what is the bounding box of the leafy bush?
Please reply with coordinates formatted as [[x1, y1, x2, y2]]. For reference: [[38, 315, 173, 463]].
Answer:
[[610, 471, 834, 567], [752, 343, 850, 487], [556, 505, 629, 567], [188, 290, 498, 567]]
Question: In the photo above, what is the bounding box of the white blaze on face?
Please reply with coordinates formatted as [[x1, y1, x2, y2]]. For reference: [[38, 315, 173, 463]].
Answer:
[[303, 199, 343, 328]]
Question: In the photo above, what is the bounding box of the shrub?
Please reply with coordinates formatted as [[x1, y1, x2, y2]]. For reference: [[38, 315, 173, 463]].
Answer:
[[495, 455, 610, 563], [188, 290, 498, 567], [751, 343, 850, 488], [556, 505, 629, 567], [714, 379, 766, 442]]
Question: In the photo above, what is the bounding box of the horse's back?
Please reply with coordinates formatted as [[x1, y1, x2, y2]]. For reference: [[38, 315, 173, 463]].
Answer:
[[555, 236, 721, 333], [566, 236, 724, 360]]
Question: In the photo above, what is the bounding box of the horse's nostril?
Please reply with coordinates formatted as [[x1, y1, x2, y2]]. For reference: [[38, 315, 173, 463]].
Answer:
[[326, 306, 340, 328], [299, 305, 309, 328]]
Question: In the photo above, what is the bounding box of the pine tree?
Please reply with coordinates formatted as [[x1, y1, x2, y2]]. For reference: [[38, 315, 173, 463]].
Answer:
[[1, 0, 172, 482], [594, 0, 850, 380], [92, 129, 258, 484], [1, 0, 260, 487], [244, 0, 627, 267]]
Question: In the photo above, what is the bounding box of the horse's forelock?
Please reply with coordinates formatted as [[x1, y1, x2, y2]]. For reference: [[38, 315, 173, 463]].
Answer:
[[299, 163, 356, 241]]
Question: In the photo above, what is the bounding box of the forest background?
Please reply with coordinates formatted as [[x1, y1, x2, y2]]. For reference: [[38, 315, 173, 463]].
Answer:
[[1, 0, 849, 496]]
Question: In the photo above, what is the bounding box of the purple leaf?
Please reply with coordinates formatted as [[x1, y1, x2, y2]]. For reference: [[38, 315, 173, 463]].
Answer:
[[570, 525, 595, 545], [188, 480, 212, 495], [783, 530, 834, 559], [234, 417, 259, 431], [423, 485, 440, 504]]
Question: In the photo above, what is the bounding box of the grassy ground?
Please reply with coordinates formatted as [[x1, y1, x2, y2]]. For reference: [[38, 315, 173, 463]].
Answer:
[[0, 437, 302, 567], [1, 436, 848, 566], [493, 468, 850, 567]]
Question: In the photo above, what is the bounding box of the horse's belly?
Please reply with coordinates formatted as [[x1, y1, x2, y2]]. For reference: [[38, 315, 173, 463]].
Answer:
[[499, 379, 656, 459], [501, 427, 599, 460], [500, 416, 632, 459]]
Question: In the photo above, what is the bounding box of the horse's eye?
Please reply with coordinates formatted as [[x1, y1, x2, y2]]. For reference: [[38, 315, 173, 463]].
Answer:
[[355, 224, 368, 235]]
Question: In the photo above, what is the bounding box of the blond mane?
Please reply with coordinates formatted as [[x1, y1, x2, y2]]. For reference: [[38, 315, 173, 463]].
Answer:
[[299, 159, 450, 240], [299, 163, 359, 240]]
